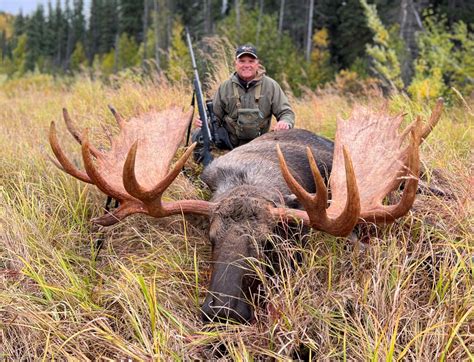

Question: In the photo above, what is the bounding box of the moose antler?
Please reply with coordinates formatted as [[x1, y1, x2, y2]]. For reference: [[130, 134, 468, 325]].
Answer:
[[273, 99, 443, 236], [49, 106, 213, 226]]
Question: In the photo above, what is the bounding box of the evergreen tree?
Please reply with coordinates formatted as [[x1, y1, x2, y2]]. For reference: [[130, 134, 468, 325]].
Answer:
[[44, 2, 57, 58], [54, 0, 68, 68], [64, 0, 74, 69], [70, 41, 87, 70], [0, 30, 6, 61], [360, 0, 404, 91], [13, 11, 27, 37], [72, 0, 86, 47], [315, 0, 373, 70], [119, 0, 144, 42], [87, 0, 102, 61], [100, 0, 119, 54], [25, 5, 47, 71]]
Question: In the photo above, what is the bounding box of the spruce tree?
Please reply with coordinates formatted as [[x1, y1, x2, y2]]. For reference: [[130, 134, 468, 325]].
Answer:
[[87, 0, 102, 61], [25, 5, 46, 71], [101, 0, 119, 54], [119, 0, 144, 42], [72, 0, 86, 47]]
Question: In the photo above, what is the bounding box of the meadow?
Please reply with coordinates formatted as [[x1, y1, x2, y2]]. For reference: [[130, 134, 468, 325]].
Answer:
[[0, 72, 472, 360]]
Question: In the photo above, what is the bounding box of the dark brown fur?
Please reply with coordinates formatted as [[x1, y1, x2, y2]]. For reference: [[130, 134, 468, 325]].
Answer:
[[200, 129, 334, 322]]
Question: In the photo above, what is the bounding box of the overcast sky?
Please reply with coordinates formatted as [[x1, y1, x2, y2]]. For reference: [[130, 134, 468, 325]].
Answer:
[[0, 0, 91, 15]]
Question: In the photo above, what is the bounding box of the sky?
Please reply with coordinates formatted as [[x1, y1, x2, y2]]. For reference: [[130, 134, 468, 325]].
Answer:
[[0, 0, 91, 15]]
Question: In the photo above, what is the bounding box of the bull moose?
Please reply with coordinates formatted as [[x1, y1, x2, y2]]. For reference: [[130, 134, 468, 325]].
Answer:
[[48, 99, 443, 323]]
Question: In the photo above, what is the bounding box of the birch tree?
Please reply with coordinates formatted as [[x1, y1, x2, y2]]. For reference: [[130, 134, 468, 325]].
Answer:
[[305, 0, 314, 62]]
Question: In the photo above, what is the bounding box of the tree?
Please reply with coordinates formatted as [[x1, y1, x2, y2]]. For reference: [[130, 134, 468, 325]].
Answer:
[[70, 41, 87, 71], [119, 0, 144, 42], [11, 34, 27, 75], [25, 5, 46, 72], [100, 0, 119, 54], [142, 0, 149, 65], [408, 14, 474, 100], [87, 0, 102, 61], [166, 19, 191, 82], [305, 0, 314, 62], [360, 0, 404, 91]]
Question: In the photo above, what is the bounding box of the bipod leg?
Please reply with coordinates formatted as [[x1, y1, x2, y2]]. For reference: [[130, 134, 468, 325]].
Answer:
[[93, 196, 118, 260]]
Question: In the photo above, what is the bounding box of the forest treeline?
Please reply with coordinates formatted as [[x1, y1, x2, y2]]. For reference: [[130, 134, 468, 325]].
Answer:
[[0, 0, 473, 99]]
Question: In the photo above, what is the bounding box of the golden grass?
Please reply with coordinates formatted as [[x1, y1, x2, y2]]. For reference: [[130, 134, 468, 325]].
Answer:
[[0, 73, 472, 360]]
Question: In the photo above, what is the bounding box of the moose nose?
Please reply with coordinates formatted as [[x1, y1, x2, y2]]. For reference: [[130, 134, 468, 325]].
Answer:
[[201, 294, 252, 323]]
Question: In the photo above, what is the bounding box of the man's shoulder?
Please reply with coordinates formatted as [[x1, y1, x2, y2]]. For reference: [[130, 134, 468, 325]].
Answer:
[[262, 74, 280, 87]]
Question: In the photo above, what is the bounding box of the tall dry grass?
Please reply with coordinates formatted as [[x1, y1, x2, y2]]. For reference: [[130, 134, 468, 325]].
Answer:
[[0, 68, 472, 360]]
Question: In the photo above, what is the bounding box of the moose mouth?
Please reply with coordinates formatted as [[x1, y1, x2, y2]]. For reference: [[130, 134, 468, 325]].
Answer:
[[200, 256, 257, 324], [201, 292, 253, 323]]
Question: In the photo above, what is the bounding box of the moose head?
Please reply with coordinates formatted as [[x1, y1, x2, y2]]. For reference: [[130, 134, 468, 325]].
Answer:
[[49, 100, 443, 323]]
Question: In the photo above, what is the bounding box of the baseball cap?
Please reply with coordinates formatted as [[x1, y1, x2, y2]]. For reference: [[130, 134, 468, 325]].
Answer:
[[235, 44, 258, 59]]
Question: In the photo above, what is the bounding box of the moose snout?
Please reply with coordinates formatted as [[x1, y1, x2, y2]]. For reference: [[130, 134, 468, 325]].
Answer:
[[201, 292, 252, 323], [201, 259, 254, 323]]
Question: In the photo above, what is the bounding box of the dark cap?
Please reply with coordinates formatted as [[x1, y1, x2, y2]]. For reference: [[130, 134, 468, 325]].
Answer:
[[235, 44, 258, 59]]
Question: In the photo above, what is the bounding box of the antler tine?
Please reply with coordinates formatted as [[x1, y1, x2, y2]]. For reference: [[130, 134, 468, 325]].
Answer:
[[401, 98, 443, 144], [82, 129, 133, 201], [420, 97, 443, 141], [123, 141, 197, 204], [92, 203, 147, 226], [49, 121, 92, 183], [108, 104, 124, 128], [324, 147, 361, 236], [63, 108, 102, 158], [276, 145, 327, 214], [361, 120, 422, 223], [275, 144, 360, 236]]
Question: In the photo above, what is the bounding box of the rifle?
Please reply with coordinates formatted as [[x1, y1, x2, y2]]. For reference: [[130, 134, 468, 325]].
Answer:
[[185, 28, 213, 166]]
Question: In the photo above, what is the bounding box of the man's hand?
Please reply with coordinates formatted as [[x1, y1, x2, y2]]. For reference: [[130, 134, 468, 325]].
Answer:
[[274, 121, 290, 131], [194, 118, 203, 128]]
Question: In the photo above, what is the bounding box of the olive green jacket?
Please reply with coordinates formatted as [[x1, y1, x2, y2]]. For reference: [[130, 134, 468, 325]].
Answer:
[[212, 71, 295, 146]]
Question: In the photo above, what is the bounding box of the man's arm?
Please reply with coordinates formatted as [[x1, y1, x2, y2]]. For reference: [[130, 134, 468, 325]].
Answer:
[[270, 80, 295, 129], [212, 85, 225, 125]]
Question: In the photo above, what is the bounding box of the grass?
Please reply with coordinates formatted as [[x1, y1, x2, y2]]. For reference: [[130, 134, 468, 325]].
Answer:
[[0, 72, 472, 360]]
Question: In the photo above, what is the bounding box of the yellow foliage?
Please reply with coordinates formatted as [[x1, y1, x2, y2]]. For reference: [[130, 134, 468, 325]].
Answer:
[[0, 73, 58, 97], [408, 67, 444, 100], [0, 13, 14, 38], [166, 20, 191, 82], [101, 52, 115, 75], [312, 28, 329, 48]]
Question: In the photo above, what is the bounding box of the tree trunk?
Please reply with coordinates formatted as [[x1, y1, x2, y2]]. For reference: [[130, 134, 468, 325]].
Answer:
[[153, 0, 160, 70], [204, 0, 212, 35], [305, 0, 314, 62], [166, 0, 172, 65], [113, 33, 119, 74], [256, 0, 264, 46], [221, 0, 228, 15], [399, 0, 427, 85], [278, 0, 285, 36], [142, 0, 149, 67], [235, 0, 240, 41]]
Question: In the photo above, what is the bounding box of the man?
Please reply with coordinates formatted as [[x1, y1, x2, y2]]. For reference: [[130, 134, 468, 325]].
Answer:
[[193, 44, 295, 153]]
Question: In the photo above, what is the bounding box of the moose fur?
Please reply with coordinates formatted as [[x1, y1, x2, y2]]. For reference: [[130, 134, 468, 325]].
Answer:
[[200, 129, 334, 322]]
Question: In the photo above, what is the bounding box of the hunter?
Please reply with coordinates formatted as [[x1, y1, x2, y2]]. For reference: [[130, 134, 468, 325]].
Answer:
[[193, 44, 295, 151]]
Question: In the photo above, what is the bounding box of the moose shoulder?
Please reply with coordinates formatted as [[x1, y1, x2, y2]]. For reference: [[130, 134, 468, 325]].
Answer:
[[48, 100, 443, 323]]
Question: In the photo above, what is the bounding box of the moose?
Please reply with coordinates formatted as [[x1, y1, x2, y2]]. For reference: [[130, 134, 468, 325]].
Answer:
[[48, 99, 443, 323]]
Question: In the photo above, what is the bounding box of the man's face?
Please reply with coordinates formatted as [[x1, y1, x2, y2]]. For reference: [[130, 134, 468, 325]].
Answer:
[[235, 55, 259, 82]]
